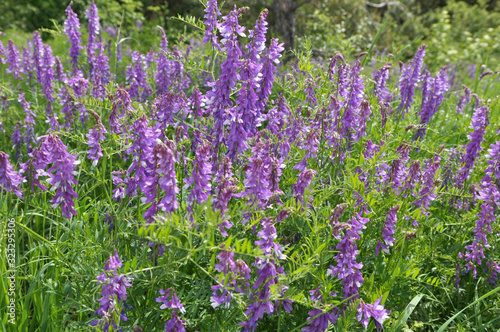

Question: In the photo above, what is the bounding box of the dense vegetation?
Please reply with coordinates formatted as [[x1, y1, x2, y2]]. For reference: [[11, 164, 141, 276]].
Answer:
[[0, 0, 499, 331]]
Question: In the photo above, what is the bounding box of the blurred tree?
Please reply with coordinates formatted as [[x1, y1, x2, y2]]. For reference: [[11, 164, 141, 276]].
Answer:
[[244, 0, 312, 51]]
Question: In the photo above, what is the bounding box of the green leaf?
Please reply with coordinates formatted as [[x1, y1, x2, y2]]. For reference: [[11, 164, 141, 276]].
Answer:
[[391, 294, 424, 332]]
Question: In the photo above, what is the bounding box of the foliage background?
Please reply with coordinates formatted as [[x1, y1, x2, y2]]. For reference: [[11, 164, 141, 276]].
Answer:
[[1, 0, 500, 67]]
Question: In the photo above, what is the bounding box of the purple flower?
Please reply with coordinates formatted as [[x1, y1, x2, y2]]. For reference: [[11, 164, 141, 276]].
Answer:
[[485, 141, 500, 180], [240, 218, 289, 331], [211, 247, 252, 309], [304, 78, 318, 107], [127, 51, 141, 98], [303, 309, 335, 332], [109, 89, 133, 135], [152, 92, 188, 130], [60, 76, 89, 128], [255, 218, 285, 259], [18, 93, 36, 146], [91, 43, 110, 100], [156, 288, 186, 313], [485, 260, 500, 286], [293, 169, 316, 204], [59, 86, 76, 129], [203, 0, 222, 50], [264, 93, 290, 139], [376, 205, 399, 255], [240, 288, 274, 332], [64, 3, 83, 69], [246, 9, 268, 63], [355, 100, 371, 141], [20, 142, 49, 192], [237, 139, 272, 208], [0, 40, 6, 64], [105, 249, 123, 271], [206, 6, 246, 146], [189, 86, 205, 119], [463, 175, 499, 277], [21, 134, 79, 218], [302, 287, 337, 332], [41, 44, 56, 103], [54, 56, 67, 83], [20, 47, 34, 83], [184, 139, 212, 205], [154, 140, 179, 214], [32, 31, 44, 84], [85, 1, 100, 64], [268, 155, 284, 202], [294, 128, 320, 170], [86, 110, 107, 166], [155, 27, 174, 95], [329, 54, 350, 100], [364, 139, 380, 159], [374, 62, 392, 108], [163, 310, 186, 332], [391, 159, 407, 193], [455, 105, 489, 187], [211, 248, 237, 308], [6, 40, 22, 80], [398, 45, 426, 118], [456, 85, 471, 114], [415, 66, 449, 140], [236, 58, 260, 136], [357, 296, 390, 331], [342, 61, 364, 142], [0, 152, 25, 198], [401, 160, 421, 197], [91, 250, 132, 332], [414, 153, 440, 212], [226, 61, 258, 156], [256, 38, 284, 115], [42, 133, 80, 218], [156, 288, 188, 330], [461, 141, 500, 278], [213, 156, 237, 235], [125, 115, 156, 196], [127, 52, 151, 102], [327, 212, 369, 301], [111, 169, 129, 201]]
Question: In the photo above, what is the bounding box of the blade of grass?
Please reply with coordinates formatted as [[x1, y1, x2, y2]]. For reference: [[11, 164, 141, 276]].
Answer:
[[361, 14, 388, 67], [437, 285, 500, 332], [391, 294, 425, 332]]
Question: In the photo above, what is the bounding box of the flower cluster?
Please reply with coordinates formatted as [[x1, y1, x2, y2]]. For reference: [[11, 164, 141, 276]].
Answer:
[[6, 40, 22, 80], [357, 296, 391, 331], [455, 105, 489, 187], [91, 250, 133, 331], [184, 139, 212, 206], [21, 133, 79, 218], [398, 45, 426, 118], [141, 139, 179, 223], [64, 3, 83, 69], [0, 152, 25, 198], [376, 205, 400, 255], [327, 212, 369, 301], [240, 218, 291, 331], [210, 247, 251, 309], [415, 66, 449, 141], [461, 140, 500, 281], [156, 288, 187, 331], [86, 110, 107, 166]]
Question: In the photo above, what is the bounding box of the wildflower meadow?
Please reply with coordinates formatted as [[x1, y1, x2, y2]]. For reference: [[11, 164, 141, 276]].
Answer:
[[0, 0, 499, 331]]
